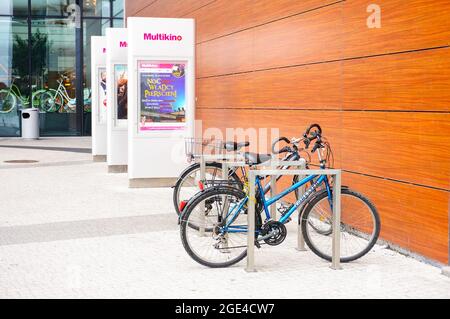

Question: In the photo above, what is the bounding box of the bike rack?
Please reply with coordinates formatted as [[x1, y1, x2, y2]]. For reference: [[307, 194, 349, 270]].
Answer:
[[221, 159, 309, 252], [244, 166, 343, 272], [197, 155, 342, 271]]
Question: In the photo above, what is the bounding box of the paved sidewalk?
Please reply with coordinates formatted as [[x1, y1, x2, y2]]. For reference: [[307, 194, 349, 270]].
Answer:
[[0, 138, 449, 299]]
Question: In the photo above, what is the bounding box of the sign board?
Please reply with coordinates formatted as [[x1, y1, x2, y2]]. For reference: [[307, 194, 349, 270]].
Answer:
[[127, 17, 195, 186], [91, 36, 107, 160], [106, 28, 128, 171]]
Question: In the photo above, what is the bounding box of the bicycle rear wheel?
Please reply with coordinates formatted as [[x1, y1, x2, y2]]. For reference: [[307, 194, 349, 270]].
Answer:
[[301, 188, 380, 262], [36, 91, 55, 112], [0, 90, 17, 113], [180, 187, 258, 268]]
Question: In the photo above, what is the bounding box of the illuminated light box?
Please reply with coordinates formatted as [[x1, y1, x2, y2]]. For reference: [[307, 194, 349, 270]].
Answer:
[[106, 28, 128, 173], [91, 36, 107, 162], [127, 17, 195, 187]]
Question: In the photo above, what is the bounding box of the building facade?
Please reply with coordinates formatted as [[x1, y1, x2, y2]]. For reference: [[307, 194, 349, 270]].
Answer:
[[0, 0, 124, 136], [126, 0, 450, 264]]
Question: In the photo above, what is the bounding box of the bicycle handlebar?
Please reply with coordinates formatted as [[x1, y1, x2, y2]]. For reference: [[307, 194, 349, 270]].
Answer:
[[305, 123, 322, 137], [271, 137, 291, 154]]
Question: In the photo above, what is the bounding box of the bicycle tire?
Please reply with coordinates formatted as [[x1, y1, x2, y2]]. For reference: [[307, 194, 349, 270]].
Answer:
[[301, 187, 381, 262], [0, 90, 17, 113], [35, 91, 55, 112], [173, 162, 242, 216], [180, 186, 261, 268]]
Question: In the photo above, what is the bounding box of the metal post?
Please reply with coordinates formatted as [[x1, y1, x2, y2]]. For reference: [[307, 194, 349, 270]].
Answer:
[[296, 170, 307, 251], [199, 156, 206, 236], [246, 170, 257, 272], [331, 171, 342, 270], [75, 0, 84, 135], [270, 176, 277, 220], [221, 162, 230, 250]]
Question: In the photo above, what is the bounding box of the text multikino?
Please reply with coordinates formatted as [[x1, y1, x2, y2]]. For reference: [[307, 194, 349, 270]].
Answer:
[[143, 33, 183, 41]]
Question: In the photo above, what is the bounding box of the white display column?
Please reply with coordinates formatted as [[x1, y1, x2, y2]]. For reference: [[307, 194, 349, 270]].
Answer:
[[91, 36, 108, 162], [127, 17, 195, 188], [106, 28, 128, 173]]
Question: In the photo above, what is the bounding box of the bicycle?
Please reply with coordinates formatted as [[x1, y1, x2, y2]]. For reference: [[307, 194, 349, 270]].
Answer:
[[179, 124, 381, 268], [0, 77, 44, 113], [174, 137, 310, 216], [173, 139, 249, 216], [35, 74, 91, 113]]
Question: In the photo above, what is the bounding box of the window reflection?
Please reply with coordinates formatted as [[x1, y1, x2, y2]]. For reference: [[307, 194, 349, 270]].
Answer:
[[31, 0, 76, 16], [0, 0, 124, 136]]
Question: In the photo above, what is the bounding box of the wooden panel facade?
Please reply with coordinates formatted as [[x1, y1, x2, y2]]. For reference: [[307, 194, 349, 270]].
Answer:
[[128, 0, 450, 264]]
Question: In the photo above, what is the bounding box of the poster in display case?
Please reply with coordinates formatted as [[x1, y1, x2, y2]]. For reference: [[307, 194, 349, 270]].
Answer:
[[98, 67, 107, 123], [114, 64, 128, 122], [138, 61, 186, 131]]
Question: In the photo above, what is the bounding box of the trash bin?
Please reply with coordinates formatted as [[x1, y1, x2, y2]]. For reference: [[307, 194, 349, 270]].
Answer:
[[21, 108, 40, 139]]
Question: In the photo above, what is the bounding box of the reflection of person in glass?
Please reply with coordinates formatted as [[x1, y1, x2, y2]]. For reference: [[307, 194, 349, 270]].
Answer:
[[117, 72, 127, 119]]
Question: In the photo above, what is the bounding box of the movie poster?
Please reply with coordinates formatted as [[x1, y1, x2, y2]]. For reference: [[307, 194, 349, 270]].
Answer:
[[98, 67, 107, 123], [114, 64, 128, 121], [138, 61, 186, 131]]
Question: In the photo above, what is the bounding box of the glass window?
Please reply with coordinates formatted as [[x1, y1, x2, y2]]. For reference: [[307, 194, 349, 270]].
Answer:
[[112, 0, 123, 18], [83, 0, 110, 17], [112, 18, 123, 28], [31, 18, 78, 135], [0, 17, 28, 137], [0, 0, 124, 137], [31, 0, 76, 16], [0, 0, 28, 16]]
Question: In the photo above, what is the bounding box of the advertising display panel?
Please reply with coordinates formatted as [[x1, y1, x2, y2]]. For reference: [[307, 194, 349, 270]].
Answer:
[[138, 61, 186, 131], [106, 28, 128, 172], [98, 67, 107, 123], [114, 64, 128, 122], [91, 36, 107, 161], [127, 17, 195, 187]]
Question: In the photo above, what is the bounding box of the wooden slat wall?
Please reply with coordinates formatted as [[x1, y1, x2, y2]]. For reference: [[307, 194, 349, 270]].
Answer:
[[127, 0, 450, 264]]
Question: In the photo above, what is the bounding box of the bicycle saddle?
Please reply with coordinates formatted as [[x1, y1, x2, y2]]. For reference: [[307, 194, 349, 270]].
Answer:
[[243, 152, 272, 165], [223, 141, 250, 152]]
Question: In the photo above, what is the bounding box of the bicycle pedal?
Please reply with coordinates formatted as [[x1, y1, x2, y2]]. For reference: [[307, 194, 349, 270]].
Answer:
[[254, 241, 261, 249]]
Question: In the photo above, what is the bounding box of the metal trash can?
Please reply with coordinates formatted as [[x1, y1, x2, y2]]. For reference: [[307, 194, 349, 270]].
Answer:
[[21, 108, 40, 139]]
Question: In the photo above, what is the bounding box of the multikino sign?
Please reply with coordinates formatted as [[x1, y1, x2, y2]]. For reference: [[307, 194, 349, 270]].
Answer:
[[143, 33, 183, 41]]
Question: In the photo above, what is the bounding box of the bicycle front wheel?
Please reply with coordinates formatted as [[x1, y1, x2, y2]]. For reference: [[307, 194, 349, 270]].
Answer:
[[0, 90, 17, 113], [180, 187, 254, 268], [301, 188, 380, 262]]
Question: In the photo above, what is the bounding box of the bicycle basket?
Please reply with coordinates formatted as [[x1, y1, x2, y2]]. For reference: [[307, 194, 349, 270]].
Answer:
[[185, 138, 226, 160]]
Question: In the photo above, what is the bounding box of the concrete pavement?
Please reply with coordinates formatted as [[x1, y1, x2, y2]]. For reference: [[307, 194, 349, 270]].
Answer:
[[0, 137, 449, 298]]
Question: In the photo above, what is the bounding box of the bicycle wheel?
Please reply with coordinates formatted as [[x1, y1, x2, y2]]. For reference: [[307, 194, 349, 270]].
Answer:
[[0, 90, 17, 113], [35, 91, 55, 112], [293, 175, 332, 235], [180, 187, 260, 268], [301, 188, 380, 262], [173, 162, 242, 216]]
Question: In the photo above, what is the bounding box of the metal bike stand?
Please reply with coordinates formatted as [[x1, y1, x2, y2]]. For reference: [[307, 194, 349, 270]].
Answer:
[[222, 159, 309, 253], [246, 168, 342, 272], [198, 154, 245, 237]]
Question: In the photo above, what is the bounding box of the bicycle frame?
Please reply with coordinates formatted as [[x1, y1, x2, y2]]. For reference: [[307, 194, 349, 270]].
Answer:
[[223, 172, 332, 234]]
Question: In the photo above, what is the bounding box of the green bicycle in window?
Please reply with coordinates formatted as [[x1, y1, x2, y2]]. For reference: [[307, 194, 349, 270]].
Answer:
[[0, 76, 45, 113]]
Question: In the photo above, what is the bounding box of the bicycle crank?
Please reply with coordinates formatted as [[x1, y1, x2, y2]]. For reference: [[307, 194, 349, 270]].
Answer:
[[259, 221, 287, 246]]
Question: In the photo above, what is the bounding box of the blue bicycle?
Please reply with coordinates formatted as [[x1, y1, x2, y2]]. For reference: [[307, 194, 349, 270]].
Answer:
[[180, 124, 381, 268]]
